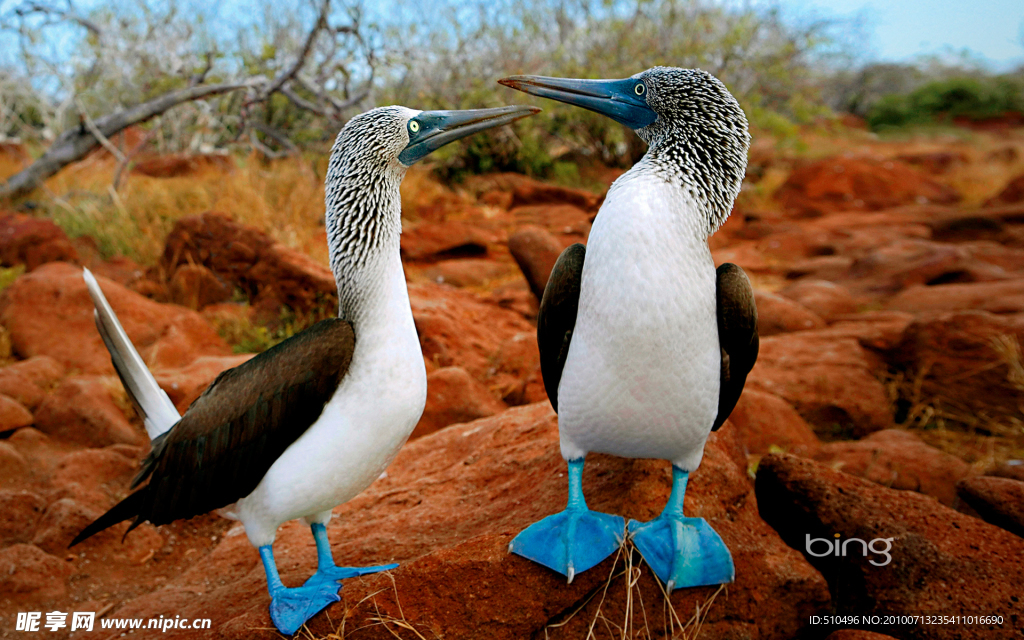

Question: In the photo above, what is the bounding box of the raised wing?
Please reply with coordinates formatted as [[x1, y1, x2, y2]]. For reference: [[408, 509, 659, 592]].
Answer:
[[72, 318, 355, 544], [537, 243, 586, 412], [713, 263, 759, 431]]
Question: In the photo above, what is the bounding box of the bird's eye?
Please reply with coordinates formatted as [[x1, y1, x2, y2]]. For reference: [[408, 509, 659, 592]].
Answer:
[[409, 121, 420, 133], [634, 83, 646, 96]]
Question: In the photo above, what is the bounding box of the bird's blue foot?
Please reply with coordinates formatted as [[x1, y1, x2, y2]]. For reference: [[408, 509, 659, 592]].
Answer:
[[628, 467, 734, 590], [509, 458, 625, 582], [310, 522, 398, 583], [260, 545, 340, 636], [258, 527, 399, 636], [268, 581, 341, 636]]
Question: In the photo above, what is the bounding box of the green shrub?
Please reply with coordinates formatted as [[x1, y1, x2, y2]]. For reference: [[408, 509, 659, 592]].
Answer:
[[867, 76, 1024, 130]]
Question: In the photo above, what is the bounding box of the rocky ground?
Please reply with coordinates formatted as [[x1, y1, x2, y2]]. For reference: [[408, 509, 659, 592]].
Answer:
[[0, 125, 1023, 639]]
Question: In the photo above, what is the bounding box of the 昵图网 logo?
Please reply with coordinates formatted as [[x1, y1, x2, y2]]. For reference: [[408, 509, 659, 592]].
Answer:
[[805, 533, 894, 566]]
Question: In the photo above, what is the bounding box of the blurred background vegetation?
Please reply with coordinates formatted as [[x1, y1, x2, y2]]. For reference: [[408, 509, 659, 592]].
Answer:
[[0, 0, 1022, 186]]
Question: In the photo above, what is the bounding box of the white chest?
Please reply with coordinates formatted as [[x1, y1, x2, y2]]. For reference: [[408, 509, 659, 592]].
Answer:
[[556, 171, 720, 470], [237, 252, 427, 541]]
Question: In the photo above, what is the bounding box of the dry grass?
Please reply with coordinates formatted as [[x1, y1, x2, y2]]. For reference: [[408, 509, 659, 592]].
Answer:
[[30, 153, 327, 264], [543, 540, 723, 640]]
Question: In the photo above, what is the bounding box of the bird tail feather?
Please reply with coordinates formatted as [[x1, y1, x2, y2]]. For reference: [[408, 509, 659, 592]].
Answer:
[[69, 489, 149, 547], [83, 268, 181, 440]]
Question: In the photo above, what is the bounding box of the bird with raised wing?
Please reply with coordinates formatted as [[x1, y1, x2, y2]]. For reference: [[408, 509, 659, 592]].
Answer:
[[499, 68, 757, 590], [72, 104, 539, 635]]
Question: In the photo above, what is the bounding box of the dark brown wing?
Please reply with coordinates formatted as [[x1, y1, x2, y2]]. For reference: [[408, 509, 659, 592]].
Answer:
[[72, 318, 354, 545], [713, 263, 759, 431], [537, 243, 585, 412]]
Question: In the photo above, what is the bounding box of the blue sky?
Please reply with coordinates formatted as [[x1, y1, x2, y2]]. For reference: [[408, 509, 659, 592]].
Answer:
[[787, 0, 1024, 70], [2, 0, 1022, 72]]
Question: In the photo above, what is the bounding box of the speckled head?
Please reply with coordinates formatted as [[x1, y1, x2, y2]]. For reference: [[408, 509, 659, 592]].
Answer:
[[324, 104, 539, 273], [500, 68, 749, 233]]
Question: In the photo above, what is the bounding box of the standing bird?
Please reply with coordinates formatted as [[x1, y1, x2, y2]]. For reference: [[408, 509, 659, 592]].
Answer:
[[499, 68, 757, 590], [71, 104, 539, 635]]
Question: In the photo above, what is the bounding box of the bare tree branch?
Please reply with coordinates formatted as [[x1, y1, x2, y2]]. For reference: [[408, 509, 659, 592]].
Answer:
[[0, 79, 259, 200], [256, 0, 331, 102]]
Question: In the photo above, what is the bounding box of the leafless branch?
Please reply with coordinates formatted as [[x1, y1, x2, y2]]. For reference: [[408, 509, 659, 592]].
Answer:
[[256, 0, 331, 102], [0, 79, 260, 200], [250, 121, 300, 155]]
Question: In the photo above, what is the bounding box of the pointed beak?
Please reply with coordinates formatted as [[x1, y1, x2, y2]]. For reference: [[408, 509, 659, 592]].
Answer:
[[398, 105, 541, 166], [499, 75, 657, 130]]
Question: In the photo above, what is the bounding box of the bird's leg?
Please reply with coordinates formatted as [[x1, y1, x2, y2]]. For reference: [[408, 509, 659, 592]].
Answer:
[[628, 466, 734, 590], [509, 458, 625, 583], [306, 522, 398, 583], [259, 544, 340, 636]]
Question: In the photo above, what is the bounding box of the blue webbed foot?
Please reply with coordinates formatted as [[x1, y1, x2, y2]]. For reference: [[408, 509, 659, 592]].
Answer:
[[509, 458, 625, 582], [511, 507, 625, 581], [268, 582, 341, 636], [309, 522, 398, 583], [628, 466, 734, 590], [310, 562, 399, 583], [628, 514, 733, 590]]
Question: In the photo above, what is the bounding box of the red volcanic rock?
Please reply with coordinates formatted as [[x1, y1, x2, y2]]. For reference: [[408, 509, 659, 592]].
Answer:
[[105, 403, 830, 640], [31, 497, 163, 563], [0, 355, 65, 410], [819, 311, 915, 353], [776, 156, 960, 217], [814, 430, 972, 507], [153, 354, 254, 413], [401, 220, 495, 261], [842, 239, 1000, 297], [419, 258, 512, 288], [132, 152, 233, 178], [0, 441, 29, 484], [891, 310, 1024, 427], [168, 263, 233, 310], [160, 212, 337, 314], [3, 428, 65, 481], [779, 280, 857, 321], [0, 212, 79, 270], [0, 393, 32, 432], [509, 204, 593, 243], [411, 366, 505, 439], [747, 331, 893, 438], [885, 280, 1024, 314], [508, 225, 564, 301], [88, 255, 147, 288], [728, 389, 821, 457], [0, 262, 231, 374], [756, 453, 1024, 639], [49, 446, 142, 510], [0, 543, 74, 601], [493, 331, 545, 405], [33, 377, 145, 448], [0, 489, 46, 545], [475, 172, 602, 212], [409, 282, 535, 393], [755, 290, 826, 336], [956, 476, 1024, 538], [985, 173, 1024, 207]]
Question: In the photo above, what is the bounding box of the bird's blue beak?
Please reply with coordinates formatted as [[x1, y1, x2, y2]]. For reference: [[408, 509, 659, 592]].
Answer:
[[399, 105, 540, 166], [498, 75, 657, 130]]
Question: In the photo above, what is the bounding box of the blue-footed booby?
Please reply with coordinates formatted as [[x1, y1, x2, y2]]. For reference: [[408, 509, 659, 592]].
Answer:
[[499, 68, 757, 590], [71, 104, 540, 635]]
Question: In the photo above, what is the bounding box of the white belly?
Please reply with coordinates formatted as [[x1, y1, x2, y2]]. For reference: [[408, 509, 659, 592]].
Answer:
[[556, 172, 720, 471], [234, 256, 427, 548]]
